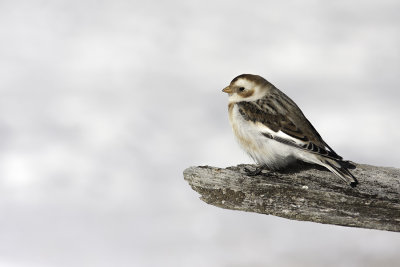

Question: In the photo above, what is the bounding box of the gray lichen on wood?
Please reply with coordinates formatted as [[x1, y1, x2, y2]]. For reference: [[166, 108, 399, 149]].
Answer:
[[183, 162, 400, 232]]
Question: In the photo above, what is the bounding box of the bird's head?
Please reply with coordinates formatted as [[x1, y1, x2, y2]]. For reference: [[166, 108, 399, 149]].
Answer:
[[222, 74, 271, 103]]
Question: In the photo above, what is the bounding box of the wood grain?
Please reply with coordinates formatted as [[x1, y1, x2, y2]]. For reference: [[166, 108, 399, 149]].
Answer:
[[183, 163, 400, 232]]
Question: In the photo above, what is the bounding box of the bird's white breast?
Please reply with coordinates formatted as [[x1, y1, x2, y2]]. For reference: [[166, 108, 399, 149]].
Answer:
[[229, 104, 296, 169]]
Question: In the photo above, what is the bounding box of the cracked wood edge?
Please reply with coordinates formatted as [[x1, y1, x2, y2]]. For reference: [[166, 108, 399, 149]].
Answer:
[[183, 163, 400, 232]]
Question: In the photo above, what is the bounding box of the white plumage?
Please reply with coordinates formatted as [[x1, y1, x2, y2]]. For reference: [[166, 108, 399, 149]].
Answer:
[[229, 104, 296, 169]]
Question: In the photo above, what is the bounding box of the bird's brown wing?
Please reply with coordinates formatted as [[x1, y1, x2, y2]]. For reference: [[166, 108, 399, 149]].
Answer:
[[236, 95, 342, 160]]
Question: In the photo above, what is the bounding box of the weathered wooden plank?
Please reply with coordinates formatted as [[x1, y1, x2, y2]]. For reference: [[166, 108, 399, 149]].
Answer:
[[183, 163, 400, 232]]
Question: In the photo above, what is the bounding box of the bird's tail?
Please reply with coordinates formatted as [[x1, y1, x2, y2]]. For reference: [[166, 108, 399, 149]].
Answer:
[[320, 158, 358, 187]]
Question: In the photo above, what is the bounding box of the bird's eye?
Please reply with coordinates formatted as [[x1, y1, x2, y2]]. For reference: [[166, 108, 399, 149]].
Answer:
[[238, 87, 245, 92]]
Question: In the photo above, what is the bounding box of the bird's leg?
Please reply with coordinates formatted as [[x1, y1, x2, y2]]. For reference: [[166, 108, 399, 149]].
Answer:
[[244, 165, 265, 176]]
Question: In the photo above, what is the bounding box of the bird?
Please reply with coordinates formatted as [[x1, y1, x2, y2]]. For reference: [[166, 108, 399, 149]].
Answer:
[[222, 74, 358, 187]]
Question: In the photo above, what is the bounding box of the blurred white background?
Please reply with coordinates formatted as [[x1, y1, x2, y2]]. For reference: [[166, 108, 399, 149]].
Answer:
[[0, 0, 399, 266]]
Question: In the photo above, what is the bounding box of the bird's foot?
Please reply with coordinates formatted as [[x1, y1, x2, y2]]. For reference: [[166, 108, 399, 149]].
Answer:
[[244, 166, 264, 176]]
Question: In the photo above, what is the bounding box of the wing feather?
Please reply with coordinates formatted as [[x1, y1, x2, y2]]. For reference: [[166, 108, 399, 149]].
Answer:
[[236, 93, 342, 160]]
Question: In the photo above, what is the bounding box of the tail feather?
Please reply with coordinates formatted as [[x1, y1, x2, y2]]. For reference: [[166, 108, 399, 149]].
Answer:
[[322, 158, 358, 187]]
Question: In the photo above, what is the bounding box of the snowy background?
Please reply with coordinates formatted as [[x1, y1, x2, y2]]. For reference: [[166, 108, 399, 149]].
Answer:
[[0, 0, 400, 266]]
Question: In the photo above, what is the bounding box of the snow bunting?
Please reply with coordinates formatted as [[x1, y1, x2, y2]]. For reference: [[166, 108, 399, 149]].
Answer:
[[222, 74, 358, 187]]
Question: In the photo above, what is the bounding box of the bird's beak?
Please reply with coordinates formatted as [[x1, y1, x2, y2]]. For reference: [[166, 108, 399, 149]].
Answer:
[[222, 86, 233, 94]]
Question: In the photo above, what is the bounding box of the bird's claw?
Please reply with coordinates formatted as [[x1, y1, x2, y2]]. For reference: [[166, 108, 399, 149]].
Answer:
[[244, 166, 263, 176]]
